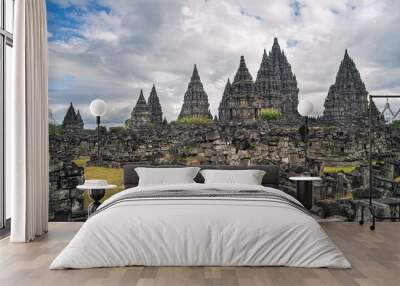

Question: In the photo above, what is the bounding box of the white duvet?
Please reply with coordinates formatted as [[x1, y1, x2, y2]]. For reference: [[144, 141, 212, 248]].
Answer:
[[50, 183, 351, 269]]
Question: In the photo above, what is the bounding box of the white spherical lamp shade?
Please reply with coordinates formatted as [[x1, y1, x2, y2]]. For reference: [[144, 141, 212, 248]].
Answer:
[[297, 100, 314, 116], [90, 99, 107, 117]]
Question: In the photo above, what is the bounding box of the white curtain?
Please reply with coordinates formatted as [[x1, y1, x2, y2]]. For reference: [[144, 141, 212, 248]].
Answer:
[[8, 0, 49, 242]]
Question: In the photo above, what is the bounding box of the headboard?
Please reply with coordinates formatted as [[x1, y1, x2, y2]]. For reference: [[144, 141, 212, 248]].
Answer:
[[123, 165, 280, 189]]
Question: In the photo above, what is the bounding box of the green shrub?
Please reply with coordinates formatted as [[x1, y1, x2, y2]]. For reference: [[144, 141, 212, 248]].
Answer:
[[176, 116, 212, 125], [49, 124, 64, 136], [390, 120, 400, 129], [260, 108, 282, 120], [109, 126, 126, 132]]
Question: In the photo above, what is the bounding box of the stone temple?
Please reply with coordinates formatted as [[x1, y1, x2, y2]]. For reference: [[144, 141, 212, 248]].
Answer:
[[62, 103, 84, 134], [127, 90, 151, 127], [148, 84, 163, 124], [219, 56, 263, 122], [63, 38, 385, 129], [256, 38, 299, 115], [323, 50, 383, 124], [219, 38, 300, 123], [178, 65, 212, 120], [126, 86, 163, 128]]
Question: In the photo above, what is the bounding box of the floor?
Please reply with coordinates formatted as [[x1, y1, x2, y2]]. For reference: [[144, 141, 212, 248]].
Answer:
[[0, 222, 399, 286]]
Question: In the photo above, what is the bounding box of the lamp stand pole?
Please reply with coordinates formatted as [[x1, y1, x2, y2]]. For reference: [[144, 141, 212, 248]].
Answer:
[[304, 116, 308, 169], [96, 116, 101, 166]]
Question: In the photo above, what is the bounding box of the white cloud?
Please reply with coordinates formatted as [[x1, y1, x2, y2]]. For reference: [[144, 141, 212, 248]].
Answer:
[[48, 0, 400, 124]]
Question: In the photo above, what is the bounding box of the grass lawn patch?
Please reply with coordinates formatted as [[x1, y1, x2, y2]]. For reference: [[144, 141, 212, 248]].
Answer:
[[73, 157, 124, 208], [323, 166, 356, 174], [73, 156, 90, 168]]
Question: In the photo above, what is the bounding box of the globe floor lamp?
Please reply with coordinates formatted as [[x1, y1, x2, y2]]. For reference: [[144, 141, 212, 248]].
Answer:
[[90, 99, 107, 166], [297, 100, 314, 169]]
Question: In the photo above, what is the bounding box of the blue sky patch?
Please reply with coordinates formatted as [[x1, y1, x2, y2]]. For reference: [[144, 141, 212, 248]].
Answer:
[[287, 39, 299, 48], [240, 7, 263, 21], [46, 0, 111, 41], [290, 0, 303, 17]]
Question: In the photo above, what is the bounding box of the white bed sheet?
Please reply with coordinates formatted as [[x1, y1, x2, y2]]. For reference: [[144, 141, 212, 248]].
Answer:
[[50, 183, 351, 269]]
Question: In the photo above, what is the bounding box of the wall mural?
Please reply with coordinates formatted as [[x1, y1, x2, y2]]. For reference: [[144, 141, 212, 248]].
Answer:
[[48, 36, 400, 222]]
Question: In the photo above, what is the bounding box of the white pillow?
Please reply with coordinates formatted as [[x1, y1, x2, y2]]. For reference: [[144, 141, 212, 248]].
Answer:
[[200, 169, 266, 185], [135, 167, 200, 186]]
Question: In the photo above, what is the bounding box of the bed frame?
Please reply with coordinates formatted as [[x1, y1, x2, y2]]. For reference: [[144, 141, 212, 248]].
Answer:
[[123, 165, 280, 189]]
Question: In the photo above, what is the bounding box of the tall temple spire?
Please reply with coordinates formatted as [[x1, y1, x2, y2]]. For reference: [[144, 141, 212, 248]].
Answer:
[[323, 50, 372, 124], [127, 89, 151, 128], [224, 78, 231, 94], [76, 110, 82, 121], [178, 65, 212, 119], [148, 84, 163, 124], [76, 110, 83, 123], [218, 78, 232, 121], [191, 64, 200, 81], [63, 102, 77, 123], [137, 89, 147, 105], [233, 56, 253, 82], [219, 56, 263, 123], [335, 49, 363, 89], [62, 103, 84, 134], [254, 38, 299, 117], [271, 37, 281, 58], [255, 48, 279, 109]]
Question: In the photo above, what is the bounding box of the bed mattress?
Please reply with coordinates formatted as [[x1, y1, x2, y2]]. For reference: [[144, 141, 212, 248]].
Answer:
[[50, 183, 351, 269]]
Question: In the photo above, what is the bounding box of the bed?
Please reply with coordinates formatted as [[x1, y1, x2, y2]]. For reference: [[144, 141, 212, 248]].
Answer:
[[50, 165, 351, 269]]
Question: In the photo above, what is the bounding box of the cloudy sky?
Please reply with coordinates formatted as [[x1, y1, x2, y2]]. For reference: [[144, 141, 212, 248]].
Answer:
[[47, 0, 400, 127]]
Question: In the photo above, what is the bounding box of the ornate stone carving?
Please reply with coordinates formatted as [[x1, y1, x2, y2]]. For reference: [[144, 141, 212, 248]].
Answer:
[[219, 38, 300, 123], [323, 50, 383, 124], [255, 38, 299, 116], [62, 103, 84, 134], [126, 90, 151, 128], [148, 84, 163, 124], [219, 56, 263, 122], [178, 65, 212, 119]]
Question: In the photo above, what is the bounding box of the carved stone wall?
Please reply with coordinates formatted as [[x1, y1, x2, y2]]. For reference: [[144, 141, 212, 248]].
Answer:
[[50, 122, 395, 168], [49, 121, 399, 221], [49, 160, 85, 221]]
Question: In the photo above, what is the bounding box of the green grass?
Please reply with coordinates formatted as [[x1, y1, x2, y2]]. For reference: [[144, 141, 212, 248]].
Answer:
[[260, 108, 282, 120], [323, 166, 357, 174], [73, 157, 124, 208], [73, 156, 91, 168], [176, 116, 212, 125]]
